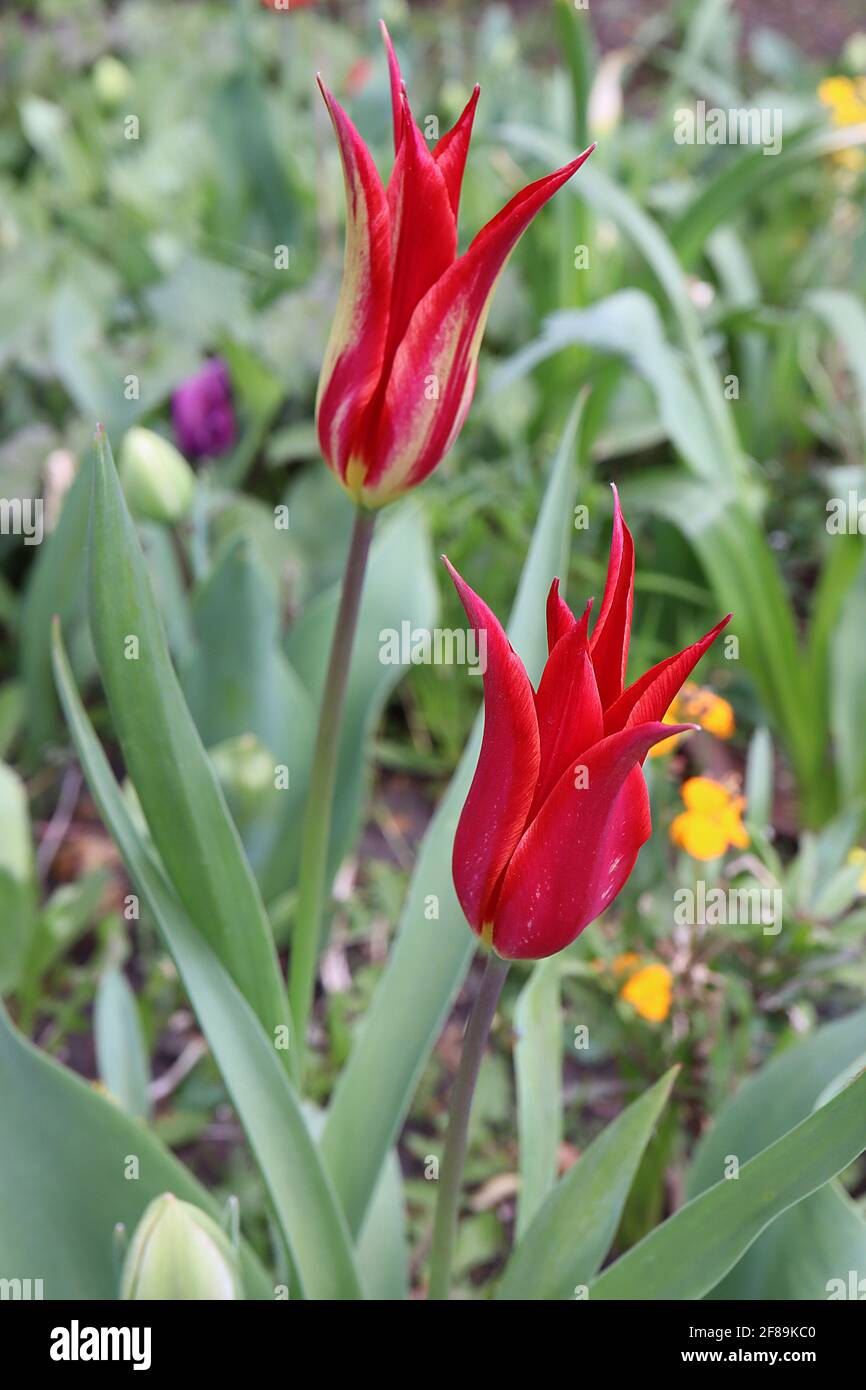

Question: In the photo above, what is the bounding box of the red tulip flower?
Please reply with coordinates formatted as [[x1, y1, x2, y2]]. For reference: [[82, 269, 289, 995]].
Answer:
[[316, 23, 595, 507], [447, 489, 731, 960]]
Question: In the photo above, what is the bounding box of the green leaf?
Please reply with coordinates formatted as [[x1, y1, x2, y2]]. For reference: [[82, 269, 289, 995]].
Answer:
[[491, 290, 730, 482], [0, 761, 36, 995], [553, 0, 595, 149], [514, 958, 562, 1240], [356, 1151, 409, 1302], [52, 628, 363, 1300], [499, 124, 742, 472], [321, 399, 589, 1236], [711, 1185, 866, 1301], [590, 1063, 866, 1300], [22, 870, 108, 1001], [498, 1066, 678, 1300], [20, 458, 90, 756], [669, 125, 866, 269], [688, 1009, 866, 1300], [804, 289, 866, 445], [279, 501, 439, 898], [0, 1003, 271, 1301], [807, 532, 863, 743], [624, 471, 826, 821], [688, 1016, 866, 1192], [830, 559, 866, 804], [180, 536, 314, 880], [87, 427, 289, 1045], [94, 968, 152, 1121], [744, 726, 773, 831]]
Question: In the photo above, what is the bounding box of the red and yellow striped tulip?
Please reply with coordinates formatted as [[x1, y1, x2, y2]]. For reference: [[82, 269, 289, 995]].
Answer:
[[316, 23, 595, 507]]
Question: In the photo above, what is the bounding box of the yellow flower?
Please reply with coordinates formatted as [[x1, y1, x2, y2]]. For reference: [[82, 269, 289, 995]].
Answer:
[[670, 776, 749, 860], [682, 683, 735, 739], [847, 846, 866, 893], [818, 75, 866, 123], [648, 695, 685, 759], [817, 76, 866, 169], [620, 963, 673, 1023], [648, 684, 735, 757]]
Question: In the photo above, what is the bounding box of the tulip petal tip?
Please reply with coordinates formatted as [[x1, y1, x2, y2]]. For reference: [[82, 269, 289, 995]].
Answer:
[[441, 554, 461, 586]]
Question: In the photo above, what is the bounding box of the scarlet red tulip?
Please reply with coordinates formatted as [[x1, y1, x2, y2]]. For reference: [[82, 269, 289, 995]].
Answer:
[[316, 24, 595, 507], [448, 489, 731, 960]]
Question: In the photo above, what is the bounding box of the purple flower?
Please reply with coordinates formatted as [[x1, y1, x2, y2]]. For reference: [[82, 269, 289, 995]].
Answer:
[[171, 359, 237, 459]]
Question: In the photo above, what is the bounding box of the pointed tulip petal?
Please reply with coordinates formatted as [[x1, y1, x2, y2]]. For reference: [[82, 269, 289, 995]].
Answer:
[[445, 558, 541, 931], [314, 79, 391, 489], [382, 97, 457, 371], [546, 580, 593, 654], [432, 85, 481, 216], [589, 483, 634, 708], [379, 20, 404, 153], [530, 620, 603, 817], [364, 145, 595, 501], [546, 578, 574, 651], [604, 613, 732, 735], [492, 721, 694, 959]]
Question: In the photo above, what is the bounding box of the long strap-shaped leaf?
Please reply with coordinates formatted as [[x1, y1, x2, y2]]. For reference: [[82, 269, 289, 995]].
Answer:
[[499, 1066, 678, 1300], [0, 1001, 273, 1300], [87, 427, 290, 1052], [322, 399, 588, 1236], [513, 958, 563, 1241], [589, 1067, 866, 1300], [52, 627, 363, 1300]]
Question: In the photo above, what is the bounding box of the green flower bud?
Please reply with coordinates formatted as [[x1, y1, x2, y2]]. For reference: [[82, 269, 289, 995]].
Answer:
[[211, 734, 275, 801], [93, 55, 133, 107], [120, 1194, 243, 1301], [118, 428, 195, 525], [209, 734, 280, 832]]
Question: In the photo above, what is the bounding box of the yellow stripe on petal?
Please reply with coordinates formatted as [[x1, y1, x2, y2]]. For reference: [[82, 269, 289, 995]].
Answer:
[[314, 79, 392, 489]]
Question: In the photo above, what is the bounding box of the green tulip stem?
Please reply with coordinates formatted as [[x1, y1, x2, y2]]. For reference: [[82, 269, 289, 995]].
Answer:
[[289, 505, 377, 1080], [428, 950, 510, 1299]]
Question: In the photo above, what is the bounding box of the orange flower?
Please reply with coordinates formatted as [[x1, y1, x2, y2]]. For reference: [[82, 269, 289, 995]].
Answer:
[[620, 963, 673, 1022], [648, 683, 734, 758], [670, 777, 749, 860], [611, 951, 642, 976]]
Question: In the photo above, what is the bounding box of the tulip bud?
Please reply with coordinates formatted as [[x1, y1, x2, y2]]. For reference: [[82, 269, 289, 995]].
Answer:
[[120, 1194, 243, 1300], [93, 55, 133, 107], [118, 427, 195, 525], [171, 359, 237, 460], [210, 734, 278, 827]]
